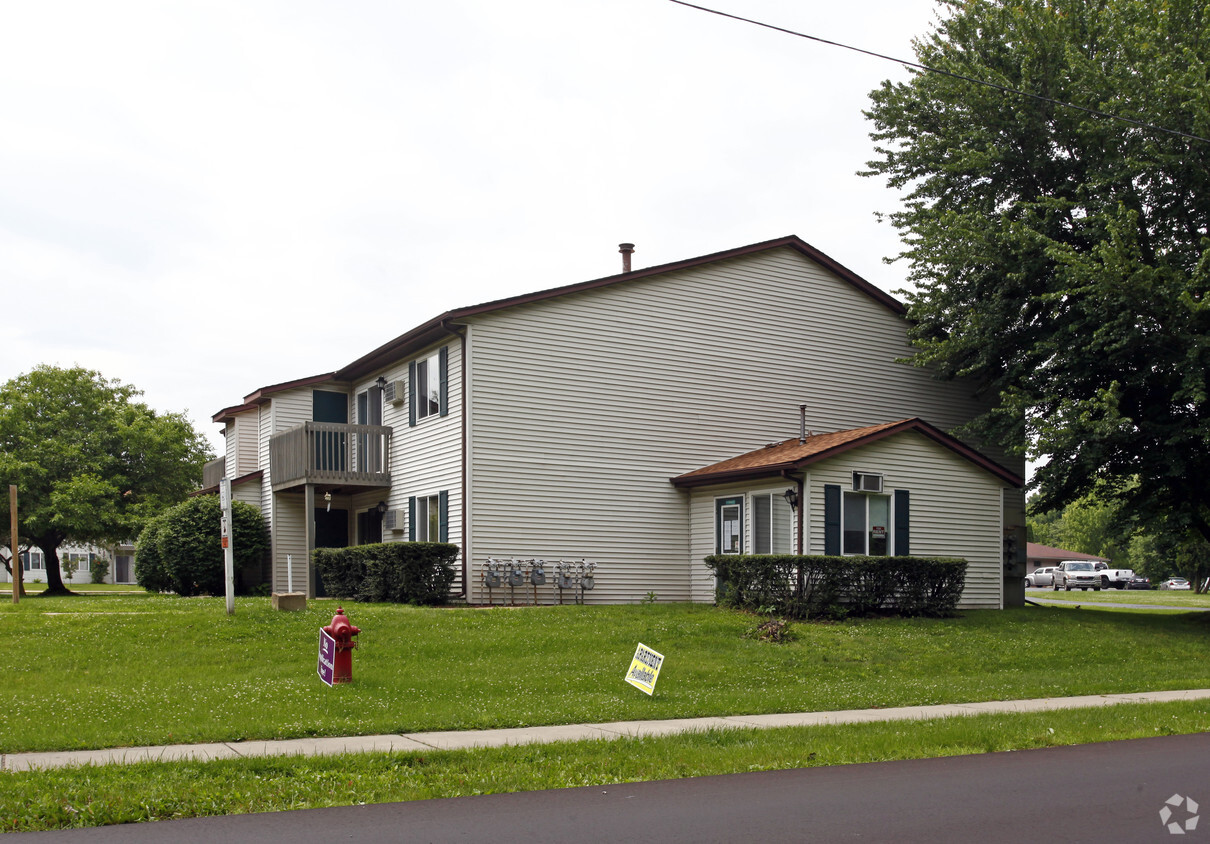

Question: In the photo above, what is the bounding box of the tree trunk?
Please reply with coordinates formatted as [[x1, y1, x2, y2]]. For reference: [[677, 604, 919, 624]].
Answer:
[[35, 536, 73, 597]]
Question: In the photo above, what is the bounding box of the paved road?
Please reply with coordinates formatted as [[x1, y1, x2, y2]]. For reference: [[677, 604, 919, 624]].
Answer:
[[1026, 593, 1210, 611], [15, 733, 1210, 843]]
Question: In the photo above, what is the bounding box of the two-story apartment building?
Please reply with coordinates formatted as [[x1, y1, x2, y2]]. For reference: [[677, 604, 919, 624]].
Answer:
[[206, 235, 1026, 608]]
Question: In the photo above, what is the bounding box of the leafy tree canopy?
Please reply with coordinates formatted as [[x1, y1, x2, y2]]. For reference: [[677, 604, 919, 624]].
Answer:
[[0, 365, 213, 595], [864, 0, 1210, 542]]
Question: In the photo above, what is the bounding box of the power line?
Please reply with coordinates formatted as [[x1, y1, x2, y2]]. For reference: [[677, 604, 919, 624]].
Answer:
[[665, 0, 1210, 146]]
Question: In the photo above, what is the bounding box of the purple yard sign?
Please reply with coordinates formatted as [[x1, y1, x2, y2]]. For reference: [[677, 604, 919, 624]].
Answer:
[[317, 628, 336, 687]]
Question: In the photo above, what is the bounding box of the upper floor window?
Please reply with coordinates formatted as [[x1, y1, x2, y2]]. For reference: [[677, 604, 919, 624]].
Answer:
[[415, 353, 440, 419], [410, 346, 449, 426]]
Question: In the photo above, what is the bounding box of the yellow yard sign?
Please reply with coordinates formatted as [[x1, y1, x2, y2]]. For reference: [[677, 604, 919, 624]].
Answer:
[[625, 642, 664, 696]]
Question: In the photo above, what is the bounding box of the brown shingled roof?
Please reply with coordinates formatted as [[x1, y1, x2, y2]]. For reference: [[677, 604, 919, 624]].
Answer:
[[670, 418, 1023, 488]]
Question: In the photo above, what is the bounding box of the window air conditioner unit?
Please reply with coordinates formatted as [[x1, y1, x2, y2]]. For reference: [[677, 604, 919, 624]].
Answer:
[[853, 472, 884, 493], [383, 380, 406, 405], [382, 509, 406, 531]]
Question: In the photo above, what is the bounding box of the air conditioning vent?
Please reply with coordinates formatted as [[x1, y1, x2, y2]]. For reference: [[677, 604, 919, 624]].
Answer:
[[382, 509, 406, 531], [383, 380, 406, 405], [853, 472, 884, 493]]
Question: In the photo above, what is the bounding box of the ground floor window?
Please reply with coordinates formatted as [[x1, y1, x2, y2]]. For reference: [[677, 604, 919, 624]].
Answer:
[[415, 494, 439, 541], [752, 492, 794, 554], [21, 551, 44, 571], [843, 491, 890, 556]]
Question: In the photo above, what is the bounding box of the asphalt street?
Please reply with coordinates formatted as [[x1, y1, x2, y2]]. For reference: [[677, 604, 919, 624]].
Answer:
[[14, 733, 1210, 843]]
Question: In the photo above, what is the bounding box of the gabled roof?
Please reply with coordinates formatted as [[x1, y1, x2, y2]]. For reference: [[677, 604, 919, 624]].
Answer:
[[1026, 542, 1108, 563], [336, 235, 907, 380], [670, 418, 1024, 488], [213, 373, 336, 423]]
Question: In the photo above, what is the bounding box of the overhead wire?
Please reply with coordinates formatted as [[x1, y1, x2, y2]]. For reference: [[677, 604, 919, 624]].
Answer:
[[665, 0, 1210, 146]]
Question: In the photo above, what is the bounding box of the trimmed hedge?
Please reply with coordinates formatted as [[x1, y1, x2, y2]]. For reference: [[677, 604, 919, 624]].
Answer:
[[314, 542, 458, 604], [704, 554, 967, 619]]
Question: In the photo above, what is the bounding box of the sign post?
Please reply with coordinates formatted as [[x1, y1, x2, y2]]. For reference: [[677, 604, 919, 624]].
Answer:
[[220, 477, 235, 616], [624, 642, 665, 696]]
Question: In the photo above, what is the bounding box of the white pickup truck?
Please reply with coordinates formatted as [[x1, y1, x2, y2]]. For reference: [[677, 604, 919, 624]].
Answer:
[[1094, 561, 1134, 590], [1053, 560, 1102, 591]]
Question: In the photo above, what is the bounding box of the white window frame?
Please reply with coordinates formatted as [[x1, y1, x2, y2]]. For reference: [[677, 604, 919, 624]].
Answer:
[[414, 352, 441, 420], [751, 490, 794, 555], [842, 490, 893, 556], [415, 493, 441, 542]]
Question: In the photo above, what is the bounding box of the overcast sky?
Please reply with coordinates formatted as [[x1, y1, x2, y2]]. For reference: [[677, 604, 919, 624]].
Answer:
[[3, 0, 943, 454]]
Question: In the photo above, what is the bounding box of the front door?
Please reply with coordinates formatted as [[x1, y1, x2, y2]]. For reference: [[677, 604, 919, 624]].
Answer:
[[313, 508, 348, 598]]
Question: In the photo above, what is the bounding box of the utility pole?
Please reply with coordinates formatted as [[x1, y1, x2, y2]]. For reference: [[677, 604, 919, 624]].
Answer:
[[9, 485, 19, 604]]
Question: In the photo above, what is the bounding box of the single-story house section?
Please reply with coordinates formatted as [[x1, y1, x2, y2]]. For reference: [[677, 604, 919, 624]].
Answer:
[[205, 235, 1029, 609], [1025, 542, 1108, 577], [671, 418, 1025, 609]]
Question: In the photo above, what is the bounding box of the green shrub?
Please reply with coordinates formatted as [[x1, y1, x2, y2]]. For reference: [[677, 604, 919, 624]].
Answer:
[[315, 542, 458, 604], [134, 517, 173, 593], [139, 497, 269, 596], [90, 556, 110, 584], [705, 554, 967, 619]]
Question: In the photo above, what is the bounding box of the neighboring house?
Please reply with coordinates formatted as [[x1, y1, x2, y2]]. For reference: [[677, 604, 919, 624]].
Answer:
[[1, 543, 138, 585], [205, 235, 1027, 609], [1025, 542, 1108, 577]]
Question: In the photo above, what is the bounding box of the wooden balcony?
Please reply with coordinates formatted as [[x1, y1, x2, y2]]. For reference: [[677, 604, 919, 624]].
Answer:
[[269, 422, 391, 492], [203, 457, 226, 490]]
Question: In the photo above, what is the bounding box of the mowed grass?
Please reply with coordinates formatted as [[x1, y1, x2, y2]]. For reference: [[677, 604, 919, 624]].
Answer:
[[5, 700, 1209, 832], [1030, 587, 1210, 608], [4, 594, 1210, 754]]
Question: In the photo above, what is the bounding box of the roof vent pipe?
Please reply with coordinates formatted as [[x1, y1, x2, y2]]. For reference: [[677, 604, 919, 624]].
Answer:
[[619, 243, 635, 273], [799, 404, 807, 444]]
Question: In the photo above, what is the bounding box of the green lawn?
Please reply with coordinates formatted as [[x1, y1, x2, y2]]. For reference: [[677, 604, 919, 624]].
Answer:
[[5, 593, 1210, 832], [4, 594, 1210, 753], [1028, 587, 1210, 607]]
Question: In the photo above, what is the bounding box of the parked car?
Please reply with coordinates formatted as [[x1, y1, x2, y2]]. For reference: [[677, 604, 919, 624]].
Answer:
[[1054, 560, 1102, 591], [1126, 574, 1151, 590], [1093, 561, 1134, 589], [1025, 567, 1056, 587], [1159, 577, 1192, 591]]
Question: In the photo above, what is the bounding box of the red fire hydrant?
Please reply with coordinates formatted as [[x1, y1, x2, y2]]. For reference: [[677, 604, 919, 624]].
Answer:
[[322, 607, 361, 683]]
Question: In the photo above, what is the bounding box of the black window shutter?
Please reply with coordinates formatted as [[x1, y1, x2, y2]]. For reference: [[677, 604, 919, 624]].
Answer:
[[894, 489, 910, 555], [824, 484, 841, 556], [407, 360, 417, 427], [438, 489, 449, 542], [438, 345, 449, 417], [408, 496, 417, 542]]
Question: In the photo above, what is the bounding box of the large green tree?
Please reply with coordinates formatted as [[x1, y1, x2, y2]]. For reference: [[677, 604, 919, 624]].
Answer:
[[0, 365, 212, 595], [864, 0, 1210, 543]]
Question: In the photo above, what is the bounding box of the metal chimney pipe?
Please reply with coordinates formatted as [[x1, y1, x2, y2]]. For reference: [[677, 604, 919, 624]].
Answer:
[[799, 404, 807, 444], [619, 243, 635, 273]]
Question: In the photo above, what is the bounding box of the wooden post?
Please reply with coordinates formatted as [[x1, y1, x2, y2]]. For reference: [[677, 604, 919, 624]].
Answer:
[[9, 485, 19, 604]]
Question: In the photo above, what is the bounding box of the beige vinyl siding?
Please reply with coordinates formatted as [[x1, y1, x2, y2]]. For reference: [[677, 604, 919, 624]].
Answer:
[[259, 402, 276, 586], [463, 246, 1012, 604], [235, 413, 259, 477], [265, 388, 318, 592], [685, 482, 801, 603], [351, 343, 463, 589], [805, 431, 1006, 609]]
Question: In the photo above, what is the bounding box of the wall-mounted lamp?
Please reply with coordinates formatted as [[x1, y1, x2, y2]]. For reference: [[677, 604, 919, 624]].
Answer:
[[375, 375, 388, 390], [376, 500, 388, 516], [324, 491, 332, 513], [782, 487, 799, 511]]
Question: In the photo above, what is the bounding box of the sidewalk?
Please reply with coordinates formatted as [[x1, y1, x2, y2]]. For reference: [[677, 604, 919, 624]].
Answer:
[[6, 689, 1209, 773]]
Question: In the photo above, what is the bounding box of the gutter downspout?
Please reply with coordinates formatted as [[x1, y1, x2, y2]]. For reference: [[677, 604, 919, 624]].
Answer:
[[441, 320, 470, 600]]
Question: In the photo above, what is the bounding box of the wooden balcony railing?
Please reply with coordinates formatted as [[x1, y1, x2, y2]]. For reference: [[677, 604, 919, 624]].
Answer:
[[269, 422, 391, 491], [202, 457, 226, 490]]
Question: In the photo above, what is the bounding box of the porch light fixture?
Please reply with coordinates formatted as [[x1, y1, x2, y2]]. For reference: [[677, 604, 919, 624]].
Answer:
[[783, 487, 799, 510], [376, 501, 388, 515], [375, 375, 388, 390], [324, 491, 332, 513]]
